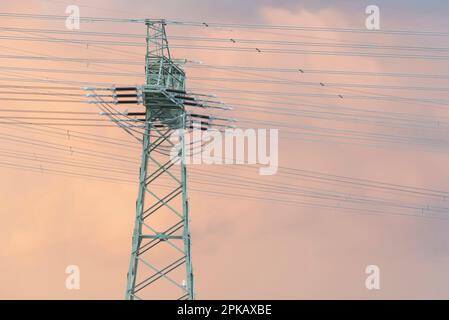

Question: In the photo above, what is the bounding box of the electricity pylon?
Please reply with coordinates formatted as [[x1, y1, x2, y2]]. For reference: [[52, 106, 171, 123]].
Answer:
[[85, 19, 233, 300], [124, 19, 194, 300]]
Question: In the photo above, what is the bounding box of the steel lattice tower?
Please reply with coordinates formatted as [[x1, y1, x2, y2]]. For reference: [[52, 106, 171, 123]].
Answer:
[[124, 20, 194, 300], [85, 19, 233, 300]]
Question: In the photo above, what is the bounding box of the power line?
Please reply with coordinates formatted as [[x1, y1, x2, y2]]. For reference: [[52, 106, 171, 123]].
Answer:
[[3, 12, 449, 38], [189, 76, 449, 92], [188, 64, 449, 80], [3, 32, 449, 53]]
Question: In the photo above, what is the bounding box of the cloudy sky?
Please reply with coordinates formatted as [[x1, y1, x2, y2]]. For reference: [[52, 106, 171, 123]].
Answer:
[[1, 0, 449, 299]]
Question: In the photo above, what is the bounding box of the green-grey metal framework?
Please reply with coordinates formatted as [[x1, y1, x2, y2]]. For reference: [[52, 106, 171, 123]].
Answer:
[[125, 20, 194, 300]]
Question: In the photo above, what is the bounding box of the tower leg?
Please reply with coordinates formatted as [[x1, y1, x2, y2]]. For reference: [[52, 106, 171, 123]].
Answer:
[[125, 122, 194, 300], [125, 118, 151, 300]]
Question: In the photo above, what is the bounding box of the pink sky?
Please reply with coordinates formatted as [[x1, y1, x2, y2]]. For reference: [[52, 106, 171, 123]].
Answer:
[[1, 0, 449, 299]]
